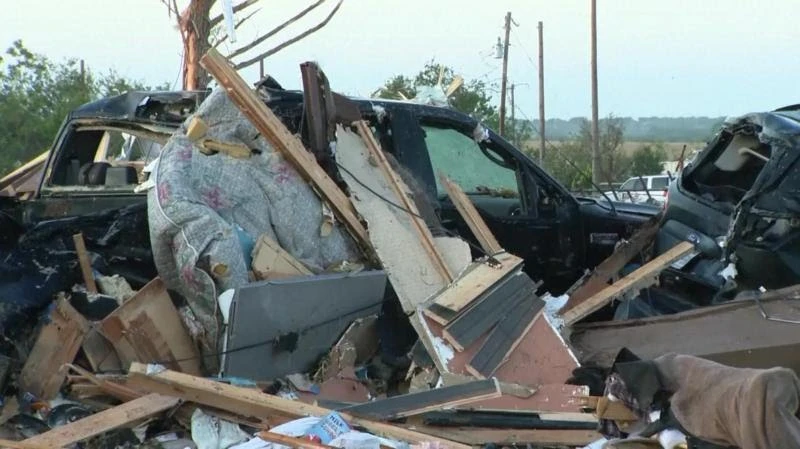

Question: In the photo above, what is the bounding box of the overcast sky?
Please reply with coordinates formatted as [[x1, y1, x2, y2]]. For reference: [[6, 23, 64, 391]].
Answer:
[[2, 0, 797, 119]]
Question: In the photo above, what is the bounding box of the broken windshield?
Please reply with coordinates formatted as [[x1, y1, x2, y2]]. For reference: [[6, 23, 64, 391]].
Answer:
[[422, 125, 519, 197]]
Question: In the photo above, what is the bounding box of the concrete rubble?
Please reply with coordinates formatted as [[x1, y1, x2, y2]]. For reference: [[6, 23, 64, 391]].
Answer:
[[0, 49, 797, 449]]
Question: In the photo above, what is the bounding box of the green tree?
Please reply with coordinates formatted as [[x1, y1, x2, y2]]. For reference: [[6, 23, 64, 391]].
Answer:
[[376, 60, 534, 149], [542, 115, 629, 190], [628, 143, 667, 177], [0, 40, 166, 174], [376, 59, 498, 123]]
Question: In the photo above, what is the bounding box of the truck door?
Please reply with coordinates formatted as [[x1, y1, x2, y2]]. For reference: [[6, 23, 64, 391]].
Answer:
[[406, 116, 584, 293]]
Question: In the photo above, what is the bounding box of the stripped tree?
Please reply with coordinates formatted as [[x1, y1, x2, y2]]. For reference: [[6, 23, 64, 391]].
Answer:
[[162, 0, 344, 90]]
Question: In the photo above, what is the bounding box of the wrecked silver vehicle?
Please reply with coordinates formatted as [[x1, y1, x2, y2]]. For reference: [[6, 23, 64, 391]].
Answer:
[[568, 108, 800, 374], [658, 108, 800, 294]]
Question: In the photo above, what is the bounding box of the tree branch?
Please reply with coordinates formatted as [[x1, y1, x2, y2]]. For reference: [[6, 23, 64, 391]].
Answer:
[[209, 0, 261, 28], [212, 7, 261, 47], [233, 0, 343, 70], [227, 0, 326, 60]]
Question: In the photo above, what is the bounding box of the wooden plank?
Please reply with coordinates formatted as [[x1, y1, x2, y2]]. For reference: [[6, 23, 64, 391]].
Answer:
[[561, 241, 695, 325], [570, 286, 800, 372], [424, 253, 524, 325], [23, 394, 179, 448], [200, 139, 252, 158], [560, 213, 661, 314], [340, 379, 501, 420], [63, 364, 143, 403], [439, 174, 503, 255], [19, 298, 90, 400], [251, 234, 312, 280], [443, 272, 536, 351], [467, 299, 546, 378], [355, 121, 453, 282], [0, 439, 47, 449], [72, 233, 97, 293], [398, 425, 601, 447], [126, 363, 470, 449], [99, 278, 200, 374], [199, 49, 370, 250]]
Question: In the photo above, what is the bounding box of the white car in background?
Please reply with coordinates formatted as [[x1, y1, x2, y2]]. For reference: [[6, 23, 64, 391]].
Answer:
[[618, 174, 672, 205]]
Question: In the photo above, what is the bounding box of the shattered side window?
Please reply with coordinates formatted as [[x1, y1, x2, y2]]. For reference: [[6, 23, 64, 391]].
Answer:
[[422, 125, 519, 196]]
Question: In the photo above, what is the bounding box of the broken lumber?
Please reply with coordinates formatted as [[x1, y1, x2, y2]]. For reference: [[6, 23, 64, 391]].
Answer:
[[443, 272, 537, 351], [99, 278, 201, 374], [398, 424, 601, 447], [570, 285, 800, 371], [561, 241, 694, 325], [251, 234, 312, 280], [439, 174, 503, 255], [339, 379, 501, 420], [560, 213, 661, 314], [467, 300, 546, 378], [200, 139, 252, 158], [257, 431, 336, 449], [19, 297, 90, 400], [72, 233, 97, 293], [0, 439, 47, 449], [578, 396, 638, 421], [199, 48, 370, 250], [22, 394, 179, 448], [424, 252, 524, 325], [127, 363, 470, 449], [355, 121, 453, 283]]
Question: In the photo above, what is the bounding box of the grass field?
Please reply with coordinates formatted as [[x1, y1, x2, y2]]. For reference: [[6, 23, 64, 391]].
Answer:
[[521, 140, 705, 161]]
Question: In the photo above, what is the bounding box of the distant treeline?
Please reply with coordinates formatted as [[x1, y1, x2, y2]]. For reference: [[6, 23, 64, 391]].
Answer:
[[531, 116, 726, 142]]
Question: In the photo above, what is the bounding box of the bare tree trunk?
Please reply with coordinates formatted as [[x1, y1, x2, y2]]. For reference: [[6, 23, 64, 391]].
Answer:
[[179, 0, 213, 90]]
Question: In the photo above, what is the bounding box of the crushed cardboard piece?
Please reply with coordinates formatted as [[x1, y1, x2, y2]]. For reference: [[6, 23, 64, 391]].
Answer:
[[100, 278, 201, 374], [251, 234, 313, 280]]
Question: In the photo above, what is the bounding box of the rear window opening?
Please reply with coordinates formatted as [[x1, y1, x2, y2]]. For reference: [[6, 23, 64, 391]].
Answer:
[[683, 128, 771, 205], [49, 124, 170, 189]]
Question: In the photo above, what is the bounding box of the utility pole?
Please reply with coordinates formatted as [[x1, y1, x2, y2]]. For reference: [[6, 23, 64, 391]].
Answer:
[[509, 83, 516, 146], [499, 11, 512, 136], [538, 21, 545, 166], [590, 0, 601, 184]]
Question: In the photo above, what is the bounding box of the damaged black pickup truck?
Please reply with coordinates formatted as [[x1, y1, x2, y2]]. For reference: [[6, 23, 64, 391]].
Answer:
[[0, 86, 657, 338]]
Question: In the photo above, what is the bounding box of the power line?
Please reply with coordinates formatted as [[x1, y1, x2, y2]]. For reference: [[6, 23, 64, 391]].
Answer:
[[511, 28, 538, 73]]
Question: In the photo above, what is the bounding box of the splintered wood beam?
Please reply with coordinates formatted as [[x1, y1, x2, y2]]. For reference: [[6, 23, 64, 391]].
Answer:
[[439, 174, 503, 255], [560, 213, 662, 314], [560, 241, 695, 326], [127, 363, 470, 449], [355, 120, 453, 282], [72, 233, 97, 293], [199, 48, 370, 250], [22, 394, 179, 448]]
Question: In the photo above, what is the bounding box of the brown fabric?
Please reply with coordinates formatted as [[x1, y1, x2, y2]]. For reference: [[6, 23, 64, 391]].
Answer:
[[654, 353, 800, 448]]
